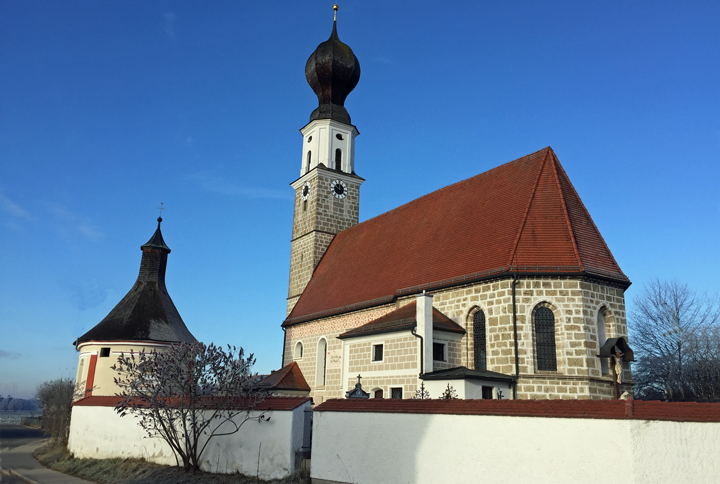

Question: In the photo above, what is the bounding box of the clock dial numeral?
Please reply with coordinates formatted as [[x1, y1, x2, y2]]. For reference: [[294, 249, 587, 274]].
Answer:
[[301, 182, 311, 201], [330, 180, 348, 199]]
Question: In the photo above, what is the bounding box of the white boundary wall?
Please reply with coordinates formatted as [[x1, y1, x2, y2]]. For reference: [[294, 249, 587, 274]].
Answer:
[[311, 411, 720, 484], [69, 401, 310, 480]]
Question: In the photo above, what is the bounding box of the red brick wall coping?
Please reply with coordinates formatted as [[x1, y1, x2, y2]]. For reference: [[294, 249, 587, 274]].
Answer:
[[73, 395, 311, 411], [313, 398, 720, 423]]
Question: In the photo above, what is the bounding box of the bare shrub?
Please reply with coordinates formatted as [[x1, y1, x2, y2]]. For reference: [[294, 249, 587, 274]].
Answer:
[[36, 378, 75, 444], [112, 342, 267, 474]]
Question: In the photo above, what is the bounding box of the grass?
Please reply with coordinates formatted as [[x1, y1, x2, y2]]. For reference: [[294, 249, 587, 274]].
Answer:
[[33, 443, 310, 484]]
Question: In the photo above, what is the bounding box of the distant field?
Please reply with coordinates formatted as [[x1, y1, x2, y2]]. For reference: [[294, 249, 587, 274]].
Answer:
[[0, 411, 42, 425]]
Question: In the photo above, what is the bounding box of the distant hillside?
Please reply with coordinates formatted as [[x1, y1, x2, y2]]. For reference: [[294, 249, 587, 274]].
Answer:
[[0, 396, 40, 411]]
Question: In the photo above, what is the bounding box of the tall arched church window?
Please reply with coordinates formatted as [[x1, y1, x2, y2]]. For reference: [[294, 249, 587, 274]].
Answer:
[[597, 310, 608, 374], [535, 307, 557, 371], [473, 310, 487, 371], [316, 338, 327, 387], [335, 149, 342, 171], [306, 151, 312, 173]]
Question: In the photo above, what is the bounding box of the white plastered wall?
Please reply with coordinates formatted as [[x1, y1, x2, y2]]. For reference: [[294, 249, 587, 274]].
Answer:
[[311, 411, 720, 484], [69, 401, 309, 480], [422, 379, 513, 400]]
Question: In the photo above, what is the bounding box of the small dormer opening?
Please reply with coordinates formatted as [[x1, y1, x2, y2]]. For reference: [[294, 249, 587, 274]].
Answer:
[[335, 149, 342, 171], [100, 347, 111, 358]]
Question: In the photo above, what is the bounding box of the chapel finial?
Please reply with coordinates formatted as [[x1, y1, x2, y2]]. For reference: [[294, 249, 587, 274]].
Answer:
[[333, 4, 338, 22], [156, 202, 165, 226]]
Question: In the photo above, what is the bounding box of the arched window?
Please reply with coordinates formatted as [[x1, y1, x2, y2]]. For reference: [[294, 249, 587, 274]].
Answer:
[[306, 151, 312, 173], [535, 307, 557, 371], [597, 309, 608, 374], [316, 338, 327, 387], [473, 310, 487, 371], [335, 149, 342, 171], [294, 341, 303, 360]]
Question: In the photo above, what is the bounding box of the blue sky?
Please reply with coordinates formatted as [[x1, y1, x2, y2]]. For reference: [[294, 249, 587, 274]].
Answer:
[[1, 1, 718, 399]]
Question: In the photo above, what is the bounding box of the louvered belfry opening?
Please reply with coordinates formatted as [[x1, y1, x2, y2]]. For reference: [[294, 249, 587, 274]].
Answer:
[[335, 148, 342, 171], [473, 310, 487, 371], [535, 307, 557, 371]]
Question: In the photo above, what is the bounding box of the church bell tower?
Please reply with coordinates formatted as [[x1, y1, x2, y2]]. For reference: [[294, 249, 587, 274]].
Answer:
[[287, 7, 363, 315]]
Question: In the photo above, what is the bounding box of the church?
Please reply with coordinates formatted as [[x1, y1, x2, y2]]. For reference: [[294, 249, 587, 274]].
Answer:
[[280, 12, 634, 403], [70, 9, 634, 405]]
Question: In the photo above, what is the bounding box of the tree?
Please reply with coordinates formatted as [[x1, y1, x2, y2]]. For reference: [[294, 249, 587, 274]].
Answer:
[[36, 378, 75, 445], [112, 342, 267, 473], [629, 279, 720, 402]]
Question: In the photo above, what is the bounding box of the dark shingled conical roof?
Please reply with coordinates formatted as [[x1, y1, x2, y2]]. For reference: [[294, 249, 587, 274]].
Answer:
[[141, 217, 170, 252], [75, 218, 196, 345], [305, 16, 360, 125]]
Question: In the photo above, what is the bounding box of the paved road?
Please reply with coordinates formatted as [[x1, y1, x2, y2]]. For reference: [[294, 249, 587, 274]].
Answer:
[[0, 424, 93, 484], [0, 471, 26, 483], [0, 425, 46, 450]]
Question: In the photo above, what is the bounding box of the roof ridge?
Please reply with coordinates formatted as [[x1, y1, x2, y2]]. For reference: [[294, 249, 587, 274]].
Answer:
[[342, 147, 556, 233], [553, 158, 628, 279], [506, 147, 551, 266], [550, 151, 584, 270]]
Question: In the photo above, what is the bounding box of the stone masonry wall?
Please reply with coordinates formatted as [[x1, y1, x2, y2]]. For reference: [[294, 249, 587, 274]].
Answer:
[[284, 276, 631, 401], [430, 276, 631, 400], [287, 169, 361, 315], [287, 231, 334, 314], [345, 334, 419, 399], [284, 305, 397, 404]]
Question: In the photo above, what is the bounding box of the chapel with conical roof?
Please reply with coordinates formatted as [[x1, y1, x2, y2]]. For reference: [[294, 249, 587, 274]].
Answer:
[[73, 217, 196, 399], [281, 7, 635, 404]]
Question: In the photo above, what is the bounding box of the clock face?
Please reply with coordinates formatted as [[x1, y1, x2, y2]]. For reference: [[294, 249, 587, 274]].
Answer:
[[330, 180, 348, 199], [301, 181, 311, 201]]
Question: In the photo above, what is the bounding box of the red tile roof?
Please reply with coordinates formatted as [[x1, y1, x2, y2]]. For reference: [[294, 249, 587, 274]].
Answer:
[[72, 395, 311, 411], [285, 147, 628, 325], [338, 301, 464, 339], [258, 362, 311, 392], [313, 398, 720, 422]]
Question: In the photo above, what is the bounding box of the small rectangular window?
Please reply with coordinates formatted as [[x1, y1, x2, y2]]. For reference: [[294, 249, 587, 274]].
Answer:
[[100, 347, 111, 358], [433, 343, 445, 361], [372, 344, 383, 362], [482, 386, 494, 400], [391, 387, 403, 399]]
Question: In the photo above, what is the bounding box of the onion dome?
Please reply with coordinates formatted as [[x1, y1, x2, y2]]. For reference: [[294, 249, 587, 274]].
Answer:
[[305, 11, 361, 125], [75, 217, 196, 345]]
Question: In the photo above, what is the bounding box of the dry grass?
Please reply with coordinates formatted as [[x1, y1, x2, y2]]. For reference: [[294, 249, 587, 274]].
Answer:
[[33, 444, 310, 484]]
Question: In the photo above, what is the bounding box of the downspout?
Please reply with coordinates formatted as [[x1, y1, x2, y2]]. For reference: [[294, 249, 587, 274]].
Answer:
[[411, 327, 424, 377], [281, 326, 287, 368], [512, 275, 520, 399]]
